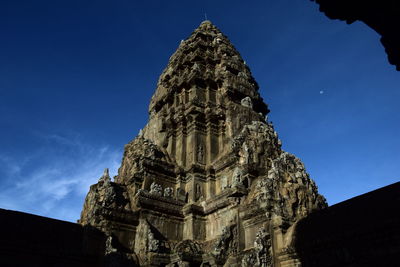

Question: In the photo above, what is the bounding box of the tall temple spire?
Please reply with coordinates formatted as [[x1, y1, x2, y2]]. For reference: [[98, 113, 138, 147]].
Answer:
[[80, 22, 326, 267], [144, 21, 269, 169], [150, 20, 268, 116]]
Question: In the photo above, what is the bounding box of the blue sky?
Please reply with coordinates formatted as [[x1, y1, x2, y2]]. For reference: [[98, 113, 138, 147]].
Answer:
[[0, 0, 399, 222]]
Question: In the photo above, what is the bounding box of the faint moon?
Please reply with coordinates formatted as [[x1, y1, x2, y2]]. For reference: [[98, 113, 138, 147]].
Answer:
[[319, 90, 324, 94]]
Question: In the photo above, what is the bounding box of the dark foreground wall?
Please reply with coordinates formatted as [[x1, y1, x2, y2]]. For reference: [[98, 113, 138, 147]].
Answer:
[[0, 209, 106, 267], [295, 182, 400, 267]]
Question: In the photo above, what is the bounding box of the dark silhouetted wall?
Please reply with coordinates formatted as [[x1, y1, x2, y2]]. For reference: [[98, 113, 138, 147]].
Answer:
[[295, 182, 400, 266], [0, 209, 106, 267]]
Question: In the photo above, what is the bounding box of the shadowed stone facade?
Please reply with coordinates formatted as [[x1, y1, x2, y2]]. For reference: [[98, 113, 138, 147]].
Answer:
[[0, 208, 106, 267], [79, 21, 327, 266], [294, 181, 400, 267]]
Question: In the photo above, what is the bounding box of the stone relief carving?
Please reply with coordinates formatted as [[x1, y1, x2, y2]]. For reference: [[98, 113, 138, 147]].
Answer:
[[174, 240, 202, 255], [105, 235, 117, 255], [267, 160, 279, 180], [150, 182, 163, 196], [242, 142, 253, 164], [147, 229, 160, 252], [213, 224, 238, 264], [221, 175, 228, 190], [238, 71, 248, 79], [197, 144, 204, 163], [164, 187, 174, 198], [176, 188, 187, 202], [193, 62, 200, 72], [195, 183, 202, 201], [232, 166, 244, 187], [242, 250, 258, 267], [241, 96, 253, 109], [254, 228, 272, 267], [213, 227, 229, 256]]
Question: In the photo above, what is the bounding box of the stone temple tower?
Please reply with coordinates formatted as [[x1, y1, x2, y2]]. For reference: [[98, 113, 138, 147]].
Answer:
[[79, 21, 327, 266]]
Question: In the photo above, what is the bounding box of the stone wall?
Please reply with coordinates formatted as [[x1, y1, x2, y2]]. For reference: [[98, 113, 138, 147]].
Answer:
[[0, 208, 106, 267], [292, 181, 400, 267]]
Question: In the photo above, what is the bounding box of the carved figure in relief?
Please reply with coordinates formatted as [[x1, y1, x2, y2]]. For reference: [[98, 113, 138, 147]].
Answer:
[[195, 183, 202, 201], [150, 182, 162, 196], [150, 182, 156, 193], [147, 229, 160, 252], [267, 160, 279, 180], [193, 62, 200, 72], [241, 96, 253, 109], [149, 145, 156, 160], [197, 144, 204, 163], [213, 37, 222, 45], [238, 71, 247, 79], [254, 228, 272, 267], [164, 187, 174, 198], [213, 226, 230, 255], [242, 251, 257, 267], [232, 166, 244, 187], [176, 188, 186, 202], [174, 240, 202, 255], [221, 175, 228, 190], [256, 177, 274, 203], [254, 228, 268, 251], [242, 143, 253, 164], [105, 235, 117, 255], [213, 224, 238, 264]]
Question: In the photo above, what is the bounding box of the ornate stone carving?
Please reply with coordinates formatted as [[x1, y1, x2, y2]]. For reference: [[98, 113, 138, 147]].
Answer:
[[232, 166, 244, 187], [195, 183, 202, 201], [197, 144, 204, 163], [105, 235, 117, 255], [242, 142, 253, 164], [221, 175, 228, 190], [164, 187, 174, 198], [150, 182, 163, 196], [241, 96, 253, 109], [79, 20, 327, 267], [212, 224, 238, 264], [174, 240, 202, 255], [176, 188, 187, 202], [147, 229, 160, 252], [254, 228, 272, 267], [242, 250, 258, 267]]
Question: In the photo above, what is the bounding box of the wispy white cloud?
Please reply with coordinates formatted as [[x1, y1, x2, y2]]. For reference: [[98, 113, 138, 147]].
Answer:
[[0, 133, 122, 222], [0, 154, 23, 177]]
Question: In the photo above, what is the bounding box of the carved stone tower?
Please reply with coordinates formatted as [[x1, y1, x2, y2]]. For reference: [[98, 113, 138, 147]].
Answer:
[[80, 21, 326, 266]]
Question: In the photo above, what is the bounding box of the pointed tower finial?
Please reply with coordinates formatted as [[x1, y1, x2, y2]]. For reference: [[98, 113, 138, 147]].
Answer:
[[99, 168, 111, 184], [103, 168, 109, 177]]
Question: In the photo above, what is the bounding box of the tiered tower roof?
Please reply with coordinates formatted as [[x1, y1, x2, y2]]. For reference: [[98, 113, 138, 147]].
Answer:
[[150, 20, 268, 115]]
